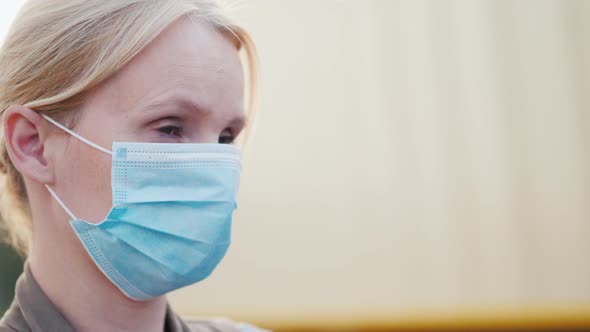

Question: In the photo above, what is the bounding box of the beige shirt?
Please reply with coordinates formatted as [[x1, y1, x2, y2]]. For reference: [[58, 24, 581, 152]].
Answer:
[[0, 264, 263, 332]]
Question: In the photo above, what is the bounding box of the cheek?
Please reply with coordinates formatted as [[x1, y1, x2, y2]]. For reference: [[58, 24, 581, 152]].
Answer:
[[56, 139, 113, 223]]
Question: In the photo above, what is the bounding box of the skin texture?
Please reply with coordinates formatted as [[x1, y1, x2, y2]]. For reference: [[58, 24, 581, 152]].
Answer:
[[3, 17, 245, 332]]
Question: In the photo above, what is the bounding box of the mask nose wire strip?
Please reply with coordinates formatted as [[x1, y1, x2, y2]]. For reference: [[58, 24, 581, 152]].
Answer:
[[44, 184, 78, 220], [41, 114, 113, 155]]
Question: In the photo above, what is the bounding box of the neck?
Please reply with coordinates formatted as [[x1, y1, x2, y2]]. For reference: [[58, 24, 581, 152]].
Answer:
[[28, 237, 168, 332]]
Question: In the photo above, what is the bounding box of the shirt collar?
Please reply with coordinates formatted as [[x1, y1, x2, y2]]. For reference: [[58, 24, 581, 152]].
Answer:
[[3, 262, 74, 332], [1, 262, 190, 332]]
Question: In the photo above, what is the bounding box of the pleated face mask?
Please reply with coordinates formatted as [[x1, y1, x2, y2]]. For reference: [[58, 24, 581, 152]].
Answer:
[[42, 114, 241, 301]]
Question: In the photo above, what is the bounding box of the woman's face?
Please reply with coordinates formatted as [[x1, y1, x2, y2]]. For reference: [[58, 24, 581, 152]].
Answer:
[[46, 18, 245, 223]]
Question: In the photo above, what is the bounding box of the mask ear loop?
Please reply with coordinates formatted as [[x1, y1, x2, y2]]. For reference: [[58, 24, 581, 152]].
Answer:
[[41, 114, 112, 155], [45, 185, 77, 221], [41, 114, 113, 220]]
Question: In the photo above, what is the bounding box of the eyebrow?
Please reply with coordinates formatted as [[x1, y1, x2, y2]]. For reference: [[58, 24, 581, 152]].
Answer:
[[140, 96, 246, 128]]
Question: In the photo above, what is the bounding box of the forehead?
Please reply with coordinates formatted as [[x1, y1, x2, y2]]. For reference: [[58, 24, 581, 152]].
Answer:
[[86, 17, 245, 119]]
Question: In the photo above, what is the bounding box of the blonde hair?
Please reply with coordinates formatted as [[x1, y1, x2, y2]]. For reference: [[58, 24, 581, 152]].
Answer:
[[0, 0, 258, 256]]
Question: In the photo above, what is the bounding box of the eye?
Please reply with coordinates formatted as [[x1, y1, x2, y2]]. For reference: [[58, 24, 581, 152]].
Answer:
[[157, 125, 183, 137], [219, 129, 235, 144]]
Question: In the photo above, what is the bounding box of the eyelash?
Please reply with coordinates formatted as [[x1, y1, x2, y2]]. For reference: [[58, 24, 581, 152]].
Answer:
[[156, 125, 235, 144], [157, 125, 182, 137]]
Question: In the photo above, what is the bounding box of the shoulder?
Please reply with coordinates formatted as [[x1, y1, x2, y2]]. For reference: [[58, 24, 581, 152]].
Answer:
[[0, 324, 18, 332], [0, 300, 25, 332], [0, 327, 18, 332], [0, 317, 19, 332], [186, 318, 272, 332]]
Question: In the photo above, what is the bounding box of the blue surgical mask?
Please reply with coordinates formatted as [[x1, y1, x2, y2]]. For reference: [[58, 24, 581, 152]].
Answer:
[[42, 114, 241, 301]]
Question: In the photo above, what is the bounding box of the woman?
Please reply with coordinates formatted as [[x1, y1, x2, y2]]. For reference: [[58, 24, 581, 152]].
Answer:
[[0, 1, 265, 331]]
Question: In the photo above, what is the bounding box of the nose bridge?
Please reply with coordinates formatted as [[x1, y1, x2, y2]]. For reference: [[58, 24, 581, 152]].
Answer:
[[193, 128, 219, 144]]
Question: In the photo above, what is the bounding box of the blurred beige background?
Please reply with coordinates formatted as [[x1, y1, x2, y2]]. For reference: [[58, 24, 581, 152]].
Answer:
[[167, 0, 590, 326]]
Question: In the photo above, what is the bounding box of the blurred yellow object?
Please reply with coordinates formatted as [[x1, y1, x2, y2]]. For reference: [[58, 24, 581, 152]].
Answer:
[[231, 306, 590, 331]]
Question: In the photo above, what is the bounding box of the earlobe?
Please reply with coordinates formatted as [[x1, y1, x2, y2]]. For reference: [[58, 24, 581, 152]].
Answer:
[[3, 105, 53, 184]]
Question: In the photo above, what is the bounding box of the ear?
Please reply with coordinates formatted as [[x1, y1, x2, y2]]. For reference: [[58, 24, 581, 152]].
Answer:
[[3, 105, 53, 184]]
